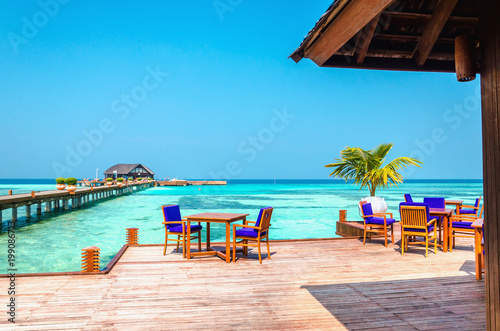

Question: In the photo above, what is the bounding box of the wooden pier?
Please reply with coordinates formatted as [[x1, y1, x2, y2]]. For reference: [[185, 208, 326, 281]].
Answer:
[[0, 182, 153, 222], [157, 180, 226, 186]]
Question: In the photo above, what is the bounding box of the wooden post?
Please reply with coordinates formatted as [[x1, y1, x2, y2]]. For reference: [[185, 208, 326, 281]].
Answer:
[[26, 205, 31, 218], [31, 191, 36, 198], [45, 201, 51, 212], [8, 190, 12, 195], [12, 207, 17, 222], [480, 0, 500, 328], [339, 210, 347, 223], [81, 246, 100, 272], [37, 203, 42, 215], [126, 228, 139, 245], [64, 199, 69, 210]]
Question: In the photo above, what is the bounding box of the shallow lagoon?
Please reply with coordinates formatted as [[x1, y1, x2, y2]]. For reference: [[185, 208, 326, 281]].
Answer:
[[0, 180, 483, 273]]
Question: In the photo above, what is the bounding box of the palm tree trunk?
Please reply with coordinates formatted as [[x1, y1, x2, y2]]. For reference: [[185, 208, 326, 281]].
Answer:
[[370, 184, 376, 197]]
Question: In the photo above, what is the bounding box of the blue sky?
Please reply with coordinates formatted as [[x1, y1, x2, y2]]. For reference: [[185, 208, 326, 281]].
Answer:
[[0, 1, 482, 180]]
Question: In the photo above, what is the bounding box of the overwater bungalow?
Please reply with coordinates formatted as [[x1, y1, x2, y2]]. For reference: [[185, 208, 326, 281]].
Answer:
[[103, 163, 155, 180]]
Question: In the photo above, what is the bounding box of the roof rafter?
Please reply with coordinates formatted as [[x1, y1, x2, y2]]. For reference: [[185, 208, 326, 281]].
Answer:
[[354, 14, 381, 64], [412, 0, 458, 67]]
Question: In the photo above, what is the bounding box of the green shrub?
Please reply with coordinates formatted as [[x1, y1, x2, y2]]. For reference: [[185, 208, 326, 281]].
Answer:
[[56, 177, 65, 184], [137, 177, 142, 181], [65, 177, 77, 185], [128, 178, 133, 181], [106, 178, 113, 182], [148, 177, 153, 180], [117, 177, 124, 182]]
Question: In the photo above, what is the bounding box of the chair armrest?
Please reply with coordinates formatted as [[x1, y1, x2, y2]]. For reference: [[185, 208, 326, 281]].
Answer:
[[451, 215, 479, 222], [244, 220, 256, 225], [461, 204, 478, 209], [374, 212, 393, 218], [162, 221, 184, 225], [361, 214, 374, 219], [233, 224, 260, 230], [427, 218, 437, 226]]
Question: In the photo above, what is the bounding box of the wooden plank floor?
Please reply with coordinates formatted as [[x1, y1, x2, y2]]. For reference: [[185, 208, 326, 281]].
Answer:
[[0, 235, 485, 330]]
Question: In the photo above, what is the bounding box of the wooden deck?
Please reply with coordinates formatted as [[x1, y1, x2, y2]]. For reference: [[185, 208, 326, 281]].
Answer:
[[1, 236, 485, 330]]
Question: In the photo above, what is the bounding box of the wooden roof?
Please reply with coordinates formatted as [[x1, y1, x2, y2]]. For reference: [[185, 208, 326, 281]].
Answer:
[[103, 163, 155, 175], [289, 0, 479, 72]]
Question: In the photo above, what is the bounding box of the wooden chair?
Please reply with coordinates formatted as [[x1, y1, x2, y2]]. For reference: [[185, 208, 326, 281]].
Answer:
[[359, 201, 395, 247], [233, 207, 273, 264], [457, 197, 482, 216], [404, 194, 413, 202], [161, 205, 202, 258], [450, 205, 484, 251], [399, 203, 437, 257]]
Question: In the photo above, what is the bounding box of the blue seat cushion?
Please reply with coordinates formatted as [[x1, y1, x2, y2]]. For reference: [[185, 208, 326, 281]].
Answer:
[[403, 225, 434, 233], [168, 224, 202, 233], [459, 209, 476, 214], [235, 228, 267, 238], [365, 217, 396, 225], [452, 221, 473, 229]]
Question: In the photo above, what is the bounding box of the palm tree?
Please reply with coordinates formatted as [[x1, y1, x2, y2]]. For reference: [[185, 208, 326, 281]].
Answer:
[[325, 143, 422, 196]]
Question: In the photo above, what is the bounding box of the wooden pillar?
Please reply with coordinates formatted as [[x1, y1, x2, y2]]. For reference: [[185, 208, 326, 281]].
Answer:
[[339, 210, 347, 223], [64, 199, 69, 210], [45, 201, 51, 212], [126, 228, 139, 245], [26, 205, 31, 218], [12, 207, 17, 222], [81, 246, 100, 272], [37, 203, 42, 215], [0, 210, 2, 222], [480, 0, 500, 328]]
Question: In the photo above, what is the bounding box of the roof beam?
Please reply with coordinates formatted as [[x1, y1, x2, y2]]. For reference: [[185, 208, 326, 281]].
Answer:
[[304, 0, 396, 66], [354, 14, 381, 64], [412, 0, 458, 67], [387, 11, 478, 28]]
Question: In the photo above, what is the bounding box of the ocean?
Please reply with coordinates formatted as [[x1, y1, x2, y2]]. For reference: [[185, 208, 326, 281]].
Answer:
[[0, 179, 483, 274]]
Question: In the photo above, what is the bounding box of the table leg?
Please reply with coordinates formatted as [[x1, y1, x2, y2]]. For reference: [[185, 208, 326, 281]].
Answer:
[[475, 228, 482, 280], [443, 215, 448, 253], [207, 222, 211, 250], [225, 222, 231, 263], [187, 220, 191, 260]]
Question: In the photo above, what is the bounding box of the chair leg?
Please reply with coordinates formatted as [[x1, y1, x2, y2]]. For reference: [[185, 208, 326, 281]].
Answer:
[[363, 227, 367, 245], [244, 240, 248, 256], [384, 224, 388, 247], [233, 232, 236, 262], [266, 237, 271, 260], [425, 236, 429, 258], [391, 224, 394, 244], [449, 231, 453, 252], [258, 239, 262, 264], [198, 233, 201, 252], [434, 234, 437, 254], [163, 232, 168, 255], [176, 235, 180, 252], [182, 235, 186, 259], [401, 235, 404, 256]]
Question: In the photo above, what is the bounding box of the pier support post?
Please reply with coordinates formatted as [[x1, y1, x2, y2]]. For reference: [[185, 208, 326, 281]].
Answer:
[[45, 201, 51, 212], [81, 246, 100, 272], [64, 199, 69, 210], [37, 203, 42, 215], [126, 228, 139, 245], [0, 210, 2, 222], [12, 207, 17, 222], [26, 205, 31, 218], [339, 210, 347, 223]]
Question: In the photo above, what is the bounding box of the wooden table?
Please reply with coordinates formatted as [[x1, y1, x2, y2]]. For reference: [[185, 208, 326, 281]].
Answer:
[[445, 200, 463, 214], [185, 212, 249, 263], [430, 208, 454, 253], [472, 218, 484, 280]]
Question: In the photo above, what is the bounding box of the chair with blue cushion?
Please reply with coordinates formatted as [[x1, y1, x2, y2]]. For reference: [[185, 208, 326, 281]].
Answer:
[[359, 202, 395, 247], [450, 204, 484, 251], [162, 205, 202, 258], [458, 197, 482, 216], [233, 207, 273, 264], [399, 202, 437, 257], [404, 194, 413, 203]]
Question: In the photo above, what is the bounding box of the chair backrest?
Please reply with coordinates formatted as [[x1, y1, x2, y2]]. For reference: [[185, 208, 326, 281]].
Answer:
[[399, 202, 430, 229], [162, 204, 182, 228], [257, 207, 273, 231], [423, 197, 445, 209], [479, 204, 484, 218], [404, 194, 413, 203], [475, 197, 482, 208], [360, 202, 374, 221]]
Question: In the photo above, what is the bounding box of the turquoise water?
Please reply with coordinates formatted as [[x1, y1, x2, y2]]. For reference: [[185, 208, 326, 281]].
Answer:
[[0, 180, 483, 274]]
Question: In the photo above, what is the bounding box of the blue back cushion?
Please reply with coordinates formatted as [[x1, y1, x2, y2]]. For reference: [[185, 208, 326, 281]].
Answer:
[[404, 194, 413, 203], [423, 197, 445, 209], [255, 207, 272, 227], [475, 198, 480, 208], [163, 205, 182, 228], [361, 203, 373, 218], [399, 202, 430, 221]]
